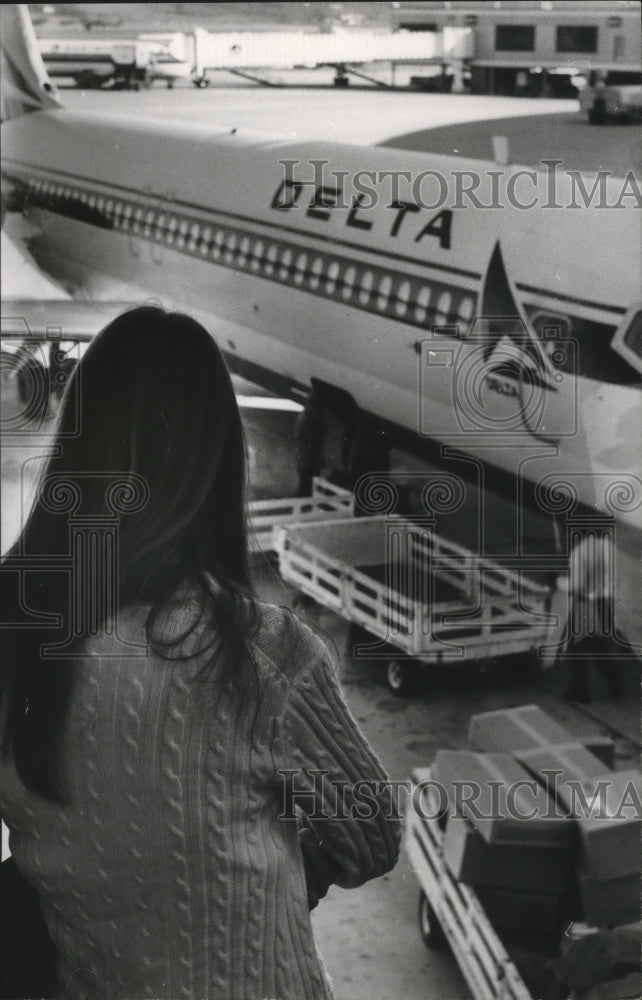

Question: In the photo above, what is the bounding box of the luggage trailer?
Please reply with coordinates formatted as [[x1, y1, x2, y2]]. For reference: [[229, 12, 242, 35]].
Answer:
[[406, 771, 535, 1000], [272, 514, 551, 694], [248, 478, 354, 553]]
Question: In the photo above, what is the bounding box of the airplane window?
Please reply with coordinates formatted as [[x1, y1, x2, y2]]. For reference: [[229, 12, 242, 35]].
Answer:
[[133, 207, 144, 234], [458, 296, 474, 324], [294, 251, 308, 284], [187, 222, 200, 250], [326, 260, 340, 294], [396, 279, 411, 317], [265, 242, 279, 274], [454, 297, 474, 340], [310, 256, 324, 290], [435, 291, 452, 325], [177, 218, 189, 248], [359, 270, 374, 304], [166, 216, 178, 243], [415, 285, 432, 322], [342, 265, 356, 299], [224, 232, 237, 263], [212, 229, 226, 258], [199, 225, 212, 253], [279, 247, 293, 279], [251, 239, 264, 271], [236, 235, 250, 265], [377, 274, 393, 310]]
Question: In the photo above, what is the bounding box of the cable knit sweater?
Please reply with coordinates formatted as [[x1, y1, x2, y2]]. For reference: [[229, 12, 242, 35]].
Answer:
[[0, 599, 400, 1000]]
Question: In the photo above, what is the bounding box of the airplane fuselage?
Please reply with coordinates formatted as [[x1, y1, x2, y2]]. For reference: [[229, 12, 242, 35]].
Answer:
[[2, 109, 641, 526]]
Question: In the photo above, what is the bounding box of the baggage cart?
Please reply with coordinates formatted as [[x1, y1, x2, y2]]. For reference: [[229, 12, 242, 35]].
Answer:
[[248, 477, 353, 552], [406, 771, 535, 1000], [274, 515, 550, 693]]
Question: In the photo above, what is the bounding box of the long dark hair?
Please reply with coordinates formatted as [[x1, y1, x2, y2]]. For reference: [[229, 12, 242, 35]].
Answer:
[[1, 306, 255, 801]]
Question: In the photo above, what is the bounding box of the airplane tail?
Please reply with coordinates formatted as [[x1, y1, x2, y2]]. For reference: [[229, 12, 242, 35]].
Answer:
[[1, 4, 62, 122]]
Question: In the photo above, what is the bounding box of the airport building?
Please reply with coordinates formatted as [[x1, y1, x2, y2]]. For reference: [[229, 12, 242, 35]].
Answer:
[[393, 1, 641, 96]]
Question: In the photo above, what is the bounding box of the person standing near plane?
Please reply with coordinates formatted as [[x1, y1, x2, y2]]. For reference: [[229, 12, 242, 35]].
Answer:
[[543, 525, 630, 703], [0, 306, 400, 1000], [560, 528, 626, 702]]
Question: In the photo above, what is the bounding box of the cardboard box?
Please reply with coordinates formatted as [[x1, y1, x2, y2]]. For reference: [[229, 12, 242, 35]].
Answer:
[[517, 743, 612, 810], [469, 704, 615, 766], [433, 750, 571, 847], [575, 769, 641, 879], [520, 755, 641, 879], [579, 871, 641, 927], [475, 885, 564, 932], [443, 813, 571, 893]]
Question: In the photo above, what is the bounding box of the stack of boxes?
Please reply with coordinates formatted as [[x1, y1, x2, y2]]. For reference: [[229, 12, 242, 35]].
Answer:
[[430, 747, 572, 953], [517, 745, 640, 928], [428, 704, 640, 948]]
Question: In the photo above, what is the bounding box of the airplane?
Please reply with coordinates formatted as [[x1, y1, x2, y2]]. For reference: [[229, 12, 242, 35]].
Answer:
[[2, 5, 641, 536], [38, 37, 194, 90]]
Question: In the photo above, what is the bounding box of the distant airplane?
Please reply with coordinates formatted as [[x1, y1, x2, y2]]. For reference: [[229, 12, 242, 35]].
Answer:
[[37, 37, 193, 90], [2, 4, 641, 530]]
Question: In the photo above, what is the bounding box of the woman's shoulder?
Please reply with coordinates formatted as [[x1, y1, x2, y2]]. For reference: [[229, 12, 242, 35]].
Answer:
[[250, 601, 334, 687]]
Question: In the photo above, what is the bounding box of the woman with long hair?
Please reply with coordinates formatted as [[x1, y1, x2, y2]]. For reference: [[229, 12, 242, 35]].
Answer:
[[0, 306, 400, 1000]]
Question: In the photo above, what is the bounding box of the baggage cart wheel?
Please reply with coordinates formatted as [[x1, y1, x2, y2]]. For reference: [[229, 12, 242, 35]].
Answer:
[[418, 891, 448, 950], [386, 659, 418, 696]]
